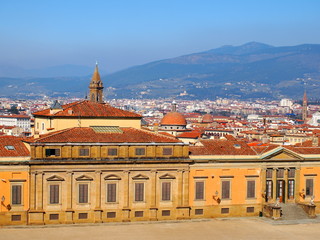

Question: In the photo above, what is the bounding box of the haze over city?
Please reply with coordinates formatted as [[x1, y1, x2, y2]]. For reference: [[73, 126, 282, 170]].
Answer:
[[1, 0, 320, 73]]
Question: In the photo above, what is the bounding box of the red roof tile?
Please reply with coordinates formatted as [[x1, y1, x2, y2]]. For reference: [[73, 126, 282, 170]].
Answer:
[[30, 127, 181, 143], [0, 136, 30, 157], [32, 100, 141, 118], [190, 139, 257, 155]]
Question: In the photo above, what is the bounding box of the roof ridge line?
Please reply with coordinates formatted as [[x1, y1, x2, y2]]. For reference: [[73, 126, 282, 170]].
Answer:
[[131, 127, 180, 141]]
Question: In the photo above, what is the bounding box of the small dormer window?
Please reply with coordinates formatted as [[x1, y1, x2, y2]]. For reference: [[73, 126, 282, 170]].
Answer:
[[5, 145, 15, 150]]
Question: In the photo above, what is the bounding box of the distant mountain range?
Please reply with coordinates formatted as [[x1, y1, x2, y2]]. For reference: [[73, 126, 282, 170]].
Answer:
[[1, 42, 320, 100]]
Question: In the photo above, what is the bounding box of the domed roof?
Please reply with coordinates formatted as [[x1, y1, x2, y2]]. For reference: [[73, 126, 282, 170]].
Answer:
[[160, 112, 187, 126], [202, 114, 214, 123]]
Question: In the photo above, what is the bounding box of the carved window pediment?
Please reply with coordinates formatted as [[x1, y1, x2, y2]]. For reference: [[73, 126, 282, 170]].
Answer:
[[76, 175, 93, 181], [104, 174, 121, 180], [47, 175, 65, 181], [132, 174, 149, 180], [159, 173, 176, 179]]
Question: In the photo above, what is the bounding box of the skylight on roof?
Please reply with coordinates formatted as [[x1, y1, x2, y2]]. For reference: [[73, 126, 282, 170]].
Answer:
[[5, 145, 15, 150], [90, 126, 123, 133]]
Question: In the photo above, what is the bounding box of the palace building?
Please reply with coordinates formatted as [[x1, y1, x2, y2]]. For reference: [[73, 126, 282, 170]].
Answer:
[[1, 64, 320, 225]]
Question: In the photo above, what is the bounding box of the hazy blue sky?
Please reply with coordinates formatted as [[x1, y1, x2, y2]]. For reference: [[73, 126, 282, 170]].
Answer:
[[1, 0, 320, 72]]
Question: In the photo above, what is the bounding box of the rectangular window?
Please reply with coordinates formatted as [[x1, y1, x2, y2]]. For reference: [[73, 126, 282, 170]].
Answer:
[[288, 168, 295, 178], [49, 184, 59, 204], [45, 148, 60, 157], [266, 180, 273, 198], [162, 210, 170, 216], [195, 181, 204, 200], [49, 214, 59, 220], [107, 212, 116, 218], [135, 183, 144, 202], [11, 185, 22, 205], [162, 148, 173, 155], [11, 215, 21, 221], [247, 180, 255, 198], [277, 169, 284, 178], [306, 179, 314, 196], [107, 183, 117, 203], [266, 169, 273, 179], [247, 207, 254, 213], [221, 208, 229, 214], [135, 211, 143, 217], [78, 213, 88, 219], [161, 182, 171, 201], [288, 180, 295, 199], [195, 209, 204, 215], [221, 180, 230, 199], [135, 148, 145, 156], [79, 148, 89, 156], [108, 148, 118, 156], [79, 184, 89, 203]]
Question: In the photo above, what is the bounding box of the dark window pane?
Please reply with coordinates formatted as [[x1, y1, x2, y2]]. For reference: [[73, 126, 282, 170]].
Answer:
[[50, 184, 59, 204], [79, 148, 89, 156], [266, 169, 273, 178], [108, 148, 118, 156], [195, 182, 204, 200], [247, 180, 255, 198], [135, 148, 145, 156], [306, 179, 314, 196], [163, 148, 172, 155], [135, 183, 144, 201], [162, 182, 171, 201], [79, 184, 88, 203], [162, 210, 170, 216], [288, 169, 295, 178], [107, 183, 117, 203], [221, 181, 230, 199], [12, 185, 22, 205]]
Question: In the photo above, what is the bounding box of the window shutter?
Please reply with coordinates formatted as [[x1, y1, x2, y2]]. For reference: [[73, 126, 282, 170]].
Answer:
[[247, 180, 255, 198], [222, 181, 230, 199], [50, 185, 59, 204], [162, 182, 171, 201], [79, 184, 89, 203], [12, 185, 22, 205], [195, 182, 204, 200], [135, 183, 144, 201], [107, 183, 117, 202]]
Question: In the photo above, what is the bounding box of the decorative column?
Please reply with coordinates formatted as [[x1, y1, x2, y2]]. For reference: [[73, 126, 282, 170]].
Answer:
[[94, 170, 102, 223], [260, 168, 266, 204], [122, 170, 131, 222], [28, 171, 44, 225], [272, 168, 277, 203], [65, 171, 74, 224], [150, 170, 158, 221], [284, 168, 289, 203], [295, 167, 301, 203], [29, 172, 37, 210], [176, 169, 190, 220]]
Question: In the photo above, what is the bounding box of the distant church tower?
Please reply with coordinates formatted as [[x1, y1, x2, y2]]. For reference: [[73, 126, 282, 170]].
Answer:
[[302, 90, 308, 122], [89, 63, 104, 103]]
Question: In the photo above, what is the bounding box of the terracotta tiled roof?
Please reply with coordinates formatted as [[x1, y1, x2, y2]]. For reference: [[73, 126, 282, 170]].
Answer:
[[32, 100, 141, 118], [30, 127, 181, 143], [0, 136, 30, 157], [285, 146, 320, 154], [0, 114, 30, 119], [160, 112, 187, 126], [190, 139, 257, 155], [177, 131, 202, 138]]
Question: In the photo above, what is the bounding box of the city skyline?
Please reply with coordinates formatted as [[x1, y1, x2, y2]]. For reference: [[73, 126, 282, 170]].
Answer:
[[1, 0, 320, 73]]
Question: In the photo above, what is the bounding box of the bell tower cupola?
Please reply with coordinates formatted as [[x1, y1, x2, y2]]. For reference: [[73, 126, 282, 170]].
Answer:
[[89, 62, 104, 103]]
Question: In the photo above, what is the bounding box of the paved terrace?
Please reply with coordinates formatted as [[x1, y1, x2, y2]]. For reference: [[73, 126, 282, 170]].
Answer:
[[1, 217, 320, 240]]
